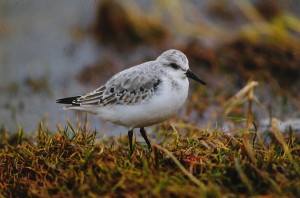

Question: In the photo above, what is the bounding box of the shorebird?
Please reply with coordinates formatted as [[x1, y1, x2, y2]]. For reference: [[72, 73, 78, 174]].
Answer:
[[56, 49, 206, 153]]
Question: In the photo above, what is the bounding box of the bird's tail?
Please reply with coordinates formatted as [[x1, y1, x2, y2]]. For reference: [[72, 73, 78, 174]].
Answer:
[[56, 96, 81, 110], [56, 96, 95, 112], [56, 96, 80, 105]]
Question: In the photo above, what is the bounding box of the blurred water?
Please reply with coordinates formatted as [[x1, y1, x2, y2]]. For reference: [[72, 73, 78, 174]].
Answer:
[[0, 0, 116, 133]]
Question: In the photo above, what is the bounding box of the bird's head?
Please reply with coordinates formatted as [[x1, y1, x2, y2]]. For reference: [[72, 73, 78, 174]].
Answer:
[[157, 49, 206, 85]]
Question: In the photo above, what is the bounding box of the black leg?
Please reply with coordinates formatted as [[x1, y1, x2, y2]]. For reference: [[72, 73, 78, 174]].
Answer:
[[140, 127, 152, 150], [128, 129, 133, 153]]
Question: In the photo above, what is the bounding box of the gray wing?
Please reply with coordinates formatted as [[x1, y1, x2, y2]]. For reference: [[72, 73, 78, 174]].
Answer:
[[73, 70, 161, 106]]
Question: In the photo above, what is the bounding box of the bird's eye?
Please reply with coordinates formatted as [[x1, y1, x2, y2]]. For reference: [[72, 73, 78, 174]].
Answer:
[[169, 63, 179, 70]]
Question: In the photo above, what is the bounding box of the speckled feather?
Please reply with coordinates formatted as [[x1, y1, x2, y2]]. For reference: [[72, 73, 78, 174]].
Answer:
[[74, 66, 162, 106]]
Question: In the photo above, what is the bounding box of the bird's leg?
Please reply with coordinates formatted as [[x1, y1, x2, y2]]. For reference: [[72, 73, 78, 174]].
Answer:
[[128, 129, 134, 153], [140, 127, 152, 150]]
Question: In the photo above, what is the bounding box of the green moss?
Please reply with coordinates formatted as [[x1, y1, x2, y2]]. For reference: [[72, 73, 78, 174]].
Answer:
[[0, 121, 299, 197]]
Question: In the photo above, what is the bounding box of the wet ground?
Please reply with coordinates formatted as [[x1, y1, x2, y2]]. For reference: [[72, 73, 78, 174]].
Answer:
[[1, 0, 299, 135]]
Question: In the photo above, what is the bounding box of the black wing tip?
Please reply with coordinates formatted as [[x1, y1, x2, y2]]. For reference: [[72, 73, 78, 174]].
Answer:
[[56, 96, 81, 105]]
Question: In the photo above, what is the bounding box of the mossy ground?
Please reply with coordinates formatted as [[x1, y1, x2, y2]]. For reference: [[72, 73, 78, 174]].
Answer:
[[1, 117, 299, 197]]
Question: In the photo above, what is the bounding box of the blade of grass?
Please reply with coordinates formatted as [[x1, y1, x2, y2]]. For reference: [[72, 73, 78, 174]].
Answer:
[[243, 84, 257, 164], [234, 158, 253, 194], [152, 143, 207, 191], [271, 118, 300, 175], [224, 81, 258, 116]]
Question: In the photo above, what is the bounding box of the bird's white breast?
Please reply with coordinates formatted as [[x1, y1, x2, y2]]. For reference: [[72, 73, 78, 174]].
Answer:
[[95, 77, 189, 128]]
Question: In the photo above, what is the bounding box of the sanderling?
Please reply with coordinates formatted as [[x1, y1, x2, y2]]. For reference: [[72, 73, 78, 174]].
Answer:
[[56, 49, 206, 152]]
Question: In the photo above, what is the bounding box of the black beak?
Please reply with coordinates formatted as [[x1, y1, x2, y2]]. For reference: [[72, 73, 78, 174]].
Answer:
[[186, 69, 206, 85]]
